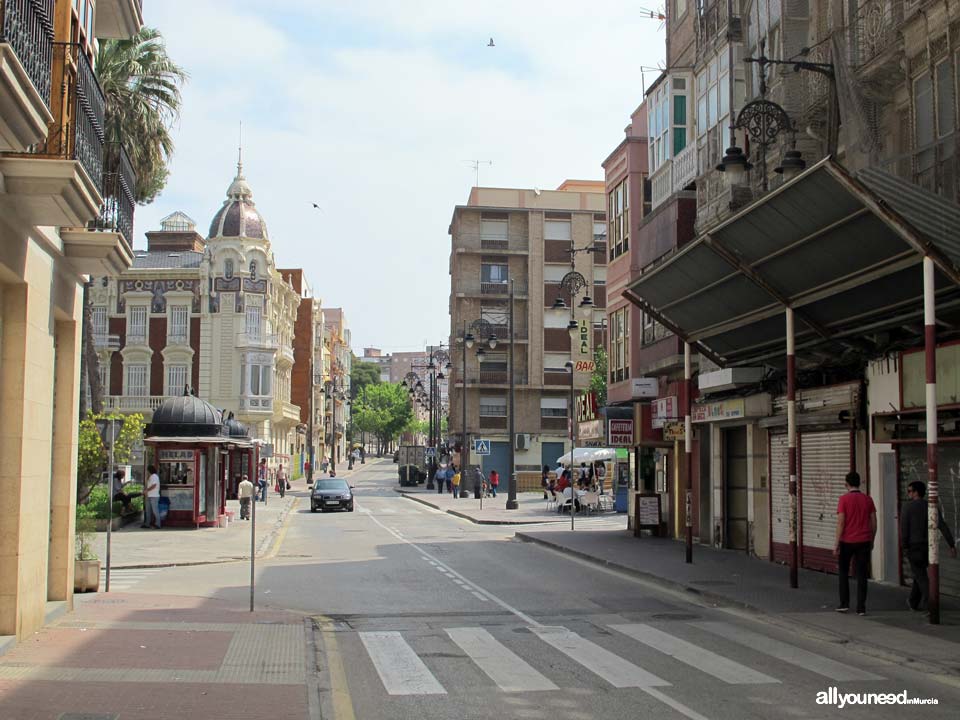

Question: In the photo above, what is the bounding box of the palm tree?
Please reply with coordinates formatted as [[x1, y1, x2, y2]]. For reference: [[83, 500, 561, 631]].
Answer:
[[96, 27, 188, 203], [81, 28, 187, 416]]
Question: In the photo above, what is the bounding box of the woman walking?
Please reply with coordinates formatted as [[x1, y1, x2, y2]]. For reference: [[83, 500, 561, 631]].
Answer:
[[489, 469, 499, 497]]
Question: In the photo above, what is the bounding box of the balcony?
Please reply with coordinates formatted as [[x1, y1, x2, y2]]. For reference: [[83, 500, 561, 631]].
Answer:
[[104, 394, 169, 414], [239, 396, 273, 414], [672, 144, 697, 194], [277, 400, 301, 423], [485, 323, 529, 341], [277, 342, 295, 365], [0, 0, 54, 151], [540, 416, 569, 432], [696, 1, 742, 58], [93, 333, 120, 351], [455, 232, 529, 253], [457, 370, 528, 386], [166, 330, 189, 346], [0, 42, 104, 227], [94, 0, 144, 40], [236, 331, 278, 350], [479, 415, 507, 429], [124, 330, 147, 347], [650, 160, 673, 210], [853, 0, 904, 92], [456, 279, 529, 297]]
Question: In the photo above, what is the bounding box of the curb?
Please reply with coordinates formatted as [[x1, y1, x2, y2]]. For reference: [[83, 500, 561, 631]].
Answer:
[[108, 496, 299, 570], [395, 490, 568, 525], [515, 532, 960, 679]]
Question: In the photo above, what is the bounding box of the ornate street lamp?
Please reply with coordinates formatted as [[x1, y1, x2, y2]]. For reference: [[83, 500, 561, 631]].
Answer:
[[94, 416, 123, 592]]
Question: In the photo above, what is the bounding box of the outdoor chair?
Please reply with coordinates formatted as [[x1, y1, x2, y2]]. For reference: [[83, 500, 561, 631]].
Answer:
[[582, 492, 599, 514], [545, 490, 558, 512]]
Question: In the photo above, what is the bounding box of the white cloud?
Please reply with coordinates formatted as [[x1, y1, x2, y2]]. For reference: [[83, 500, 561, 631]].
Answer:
[[136, 1, 665, 353]]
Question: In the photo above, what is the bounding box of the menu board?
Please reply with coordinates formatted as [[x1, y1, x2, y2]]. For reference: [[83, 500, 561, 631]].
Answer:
[[164, 486, 194, 512], [635, 493, 661, 533]]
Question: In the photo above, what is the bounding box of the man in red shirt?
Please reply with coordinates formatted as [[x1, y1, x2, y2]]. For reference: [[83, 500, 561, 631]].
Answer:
[[833, 471, 877, 615]]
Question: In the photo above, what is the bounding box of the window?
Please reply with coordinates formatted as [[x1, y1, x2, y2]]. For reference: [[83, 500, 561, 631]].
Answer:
[[593, 267, 607, 286], [128, 305, 147, 343], [593, 220, 606, 244], [696, 48, 731, 172], [97, 364, 109, 394], [92, 305, 108, 338], [169, 305, 189, 342], [480, 218, 508, 239], [609, 307, 629, 383], [608, 178, 629, 260], [245, 304, 262, 340], [166, 364, 189, 396], [247, 363, 273, 396], [540, 397, 568, 417], [936, 59, 955, 139], [544, 353, 571, 372], [544, 220, 572, 241], [481, 262, 508, 284], [915, 72, 935, 173], [480, 303, 507, 329], [479, 395, 507, 417], [224, 258, 234, 278], [674, 0, 687, 18], [480, 351, 507, 371], [249, 260, 258, 280], [125, 364, 148, 397]]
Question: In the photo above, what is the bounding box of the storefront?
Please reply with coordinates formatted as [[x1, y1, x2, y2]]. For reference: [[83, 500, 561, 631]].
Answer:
[[144, 396, 257, 528], [761, 382, 862, 573]]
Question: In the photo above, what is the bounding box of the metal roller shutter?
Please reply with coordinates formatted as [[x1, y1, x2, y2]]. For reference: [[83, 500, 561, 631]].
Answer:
[[800, 431, 852, 573], [769, 433, 791, 565], [898, 444, 960, 598]]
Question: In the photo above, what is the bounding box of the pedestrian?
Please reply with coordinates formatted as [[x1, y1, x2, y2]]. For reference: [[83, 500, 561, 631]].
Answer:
[[238, 474, 254, 520], [257, 458, 268, 502], [451, 467, 461, 499], [435, 464, 446, 494], [597, 461, 606, 494], [143, 465, 161, 529], [541, 465, 550, 500], [902, 480, 957, 613], [321, 457, 329, 474], [579, 462, 588, 486], [556, 467, 570, 493], [489, 468, 499, 497], [833, 471, 876, 616], [445, 464, 454, 494], [472, 466, 484, 498], [276, 463, 287, 498], [112, 469, 135, 514]]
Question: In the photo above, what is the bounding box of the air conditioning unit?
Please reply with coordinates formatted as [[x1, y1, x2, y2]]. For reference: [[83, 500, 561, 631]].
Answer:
[[515, 433, 530, 450]]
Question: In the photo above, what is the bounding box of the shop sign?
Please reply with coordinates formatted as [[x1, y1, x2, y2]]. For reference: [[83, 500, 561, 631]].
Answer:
[[608, 419, 634, 446], [662, 421, 686, 442], [693, 398, 746, 423], [652, 396, 677, 429], [159, 449, 193, 462], [577, 319, 591, 357], [631, 377, 658, 399], [574, 359, 596, 373], [579, 419, 604, 440], [575, 391, 599, 423], [636, 493, 661, 529]]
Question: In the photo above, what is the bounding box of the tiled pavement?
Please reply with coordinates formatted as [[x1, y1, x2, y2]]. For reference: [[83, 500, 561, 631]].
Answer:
[[0, 593, 309, 720]]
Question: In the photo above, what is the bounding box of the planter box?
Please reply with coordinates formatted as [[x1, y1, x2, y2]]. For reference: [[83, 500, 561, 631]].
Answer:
[[92, 512, 141, 531], [74, 559, 100, 593]]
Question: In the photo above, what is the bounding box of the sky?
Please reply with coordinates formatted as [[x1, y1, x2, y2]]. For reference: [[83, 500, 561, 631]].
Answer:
[[136, 1, 665, 354]]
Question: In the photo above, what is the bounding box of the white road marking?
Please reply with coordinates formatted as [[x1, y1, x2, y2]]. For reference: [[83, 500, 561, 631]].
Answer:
[[446, 627, 557, 692], [471, 591, 488, 602], [610, 624, 779, 685], [691, 621, 884, 682], [359, 631, 446, 695], [530, 626, 669, 688]]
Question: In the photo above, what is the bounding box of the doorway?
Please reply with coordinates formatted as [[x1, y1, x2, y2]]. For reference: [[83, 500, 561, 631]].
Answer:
[[723, 427, 748, 551]]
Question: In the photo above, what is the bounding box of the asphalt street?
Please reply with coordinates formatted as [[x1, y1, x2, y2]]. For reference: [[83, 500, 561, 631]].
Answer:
[[121, 459, 960, 719]]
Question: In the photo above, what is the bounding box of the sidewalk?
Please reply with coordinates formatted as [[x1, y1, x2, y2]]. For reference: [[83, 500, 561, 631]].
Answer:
[[516, 529, 960, 676], [90, 490, 299, 569], [0, 592, 311, 720], [398, 484, 624, 525]]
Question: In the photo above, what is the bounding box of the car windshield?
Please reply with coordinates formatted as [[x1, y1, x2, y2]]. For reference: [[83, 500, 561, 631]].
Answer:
[[315, 480, 348, 492]]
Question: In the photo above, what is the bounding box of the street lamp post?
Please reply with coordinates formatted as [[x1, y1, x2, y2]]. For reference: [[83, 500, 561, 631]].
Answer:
[[505, 279, 519, 510], [94, 416, 121, 592], [460, 320, 497, 491]]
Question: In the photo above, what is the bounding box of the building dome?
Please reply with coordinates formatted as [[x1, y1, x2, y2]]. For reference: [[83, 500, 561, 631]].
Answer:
[[147, 395, 225, 437], [225, 416, 250, 438], [208, 161, 268, 241]]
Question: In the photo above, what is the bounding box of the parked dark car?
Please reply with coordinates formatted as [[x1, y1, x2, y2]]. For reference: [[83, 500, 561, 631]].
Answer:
[[311, 478, 354, 512]]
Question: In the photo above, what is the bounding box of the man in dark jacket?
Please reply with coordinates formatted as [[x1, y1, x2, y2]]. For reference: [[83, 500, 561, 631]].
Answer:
[[902, 481, 957, 612]]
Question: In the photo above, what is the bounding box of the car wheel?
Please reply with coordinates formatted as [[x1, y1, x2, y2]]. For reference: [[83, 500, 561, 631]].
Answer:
[[348, 503, 354, 512], [310, 504, 317, 513]]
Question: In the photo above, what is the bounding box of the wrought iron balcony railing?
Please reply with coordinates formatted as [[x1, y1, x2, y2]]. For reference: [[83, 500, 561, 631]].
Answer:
[[90, 141, 136, 247], [25, 42, 105, 191], [854, 0, 904, 68], [0, 0, 54, 109]]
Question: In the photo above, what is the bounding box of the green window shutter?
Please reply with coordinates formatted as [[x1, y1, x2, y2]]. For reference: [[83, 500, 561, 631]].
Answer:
[[673, 127, 687, 156], [674, 95, 686, 125]]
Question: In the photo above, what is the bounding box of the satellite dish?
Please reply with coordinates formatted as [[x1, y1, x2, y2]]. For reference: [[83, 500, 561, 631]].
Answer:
[[534, 187, 541, 196]]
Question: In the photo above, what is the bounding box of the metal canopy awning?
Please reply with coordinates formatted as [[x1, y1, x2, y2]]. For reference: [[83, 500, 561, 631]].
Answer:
[[627, 158, 960, 367]]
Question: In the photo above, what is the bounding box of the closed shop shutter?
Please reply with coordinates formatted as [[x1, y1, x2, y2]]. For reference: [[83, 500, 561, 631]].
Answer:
[[769, 433, 791, 564], [898, 444, 960, 598], [800, 431, 852, 573]]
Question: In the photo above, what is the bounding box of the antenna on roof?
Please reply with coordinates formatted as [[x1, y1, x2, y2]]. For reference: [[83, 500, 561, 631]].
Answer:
[[464, 159, 492, 187]]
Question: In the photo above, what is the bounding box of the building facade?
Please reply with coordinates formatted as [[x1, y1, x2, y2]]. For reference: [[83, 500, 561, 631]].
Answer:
[[0, 0, 143, 640], [322, 308, 352, 465], [281, 268, 320, 479], [93, 164, 302, 475], [448, 182, 607, 481]]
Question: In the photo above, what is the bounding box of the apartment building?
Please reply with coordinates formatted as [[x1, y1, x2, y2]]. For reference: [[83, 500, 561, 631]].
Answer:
[[322, 308, 352, 465], [281, 268, 321, 478], [92, 164, 302, 474], [0, 0, 143, 640], [622, 0, 960, 598], [448, 182, 607, 481], [362, 348, 392, 382]]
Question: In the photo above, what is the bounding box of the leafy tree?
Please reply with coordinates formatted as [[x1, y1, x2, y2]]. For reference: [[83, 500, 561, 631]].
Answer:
[[77, 412, 146, 504], [351, 361, 382, 394], [353, 383, 413, 452], [591, 346, 608, 408], [96, 27, 188, 203]]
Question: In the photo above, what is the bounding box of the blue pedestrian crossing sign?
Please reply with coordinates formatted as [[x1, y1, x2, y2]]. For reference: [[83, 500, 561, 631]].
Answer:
[[473, 439, 491, 455], [425, 447, 437, 459]]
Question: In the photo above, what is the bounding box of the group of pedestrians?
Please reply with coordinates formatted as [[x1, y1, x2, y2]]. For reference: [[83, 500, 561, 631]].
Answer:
[[433, 464, 500, 499], [834, 471, 956, 616]]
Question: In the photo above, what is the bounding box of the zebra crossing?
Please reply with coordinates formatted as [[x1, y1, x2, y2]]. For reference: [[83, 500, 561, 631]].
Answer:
[[348, 620, 884, 696], [99, 567, 165, 591]]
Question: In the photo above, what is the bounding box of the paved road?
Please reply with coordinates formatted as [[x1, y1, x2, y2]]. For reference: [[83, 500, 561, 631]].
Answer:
[[117, 459, 960, 719]]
